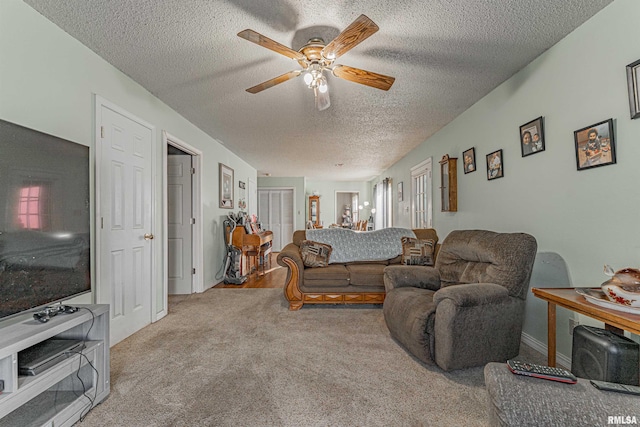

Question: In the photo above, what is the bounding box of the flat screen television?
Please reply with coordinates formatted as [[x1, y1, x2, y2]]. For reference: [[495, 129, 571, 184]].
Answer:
[[0, 119, 91, 320]]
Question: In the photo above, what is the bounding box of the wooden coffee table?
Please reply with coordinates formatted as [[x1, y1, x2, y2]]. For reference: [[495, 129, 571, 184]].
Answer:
[[531, 287, 640, 367]]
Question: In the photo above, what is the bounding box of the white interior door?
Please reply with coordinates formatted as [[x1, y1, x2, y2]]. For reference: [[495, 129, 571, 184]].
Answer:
[[257, 188, 294, 252], [98, 100, 154, 345], [269, 191, 282, 251], [167, 153, 192, 295]]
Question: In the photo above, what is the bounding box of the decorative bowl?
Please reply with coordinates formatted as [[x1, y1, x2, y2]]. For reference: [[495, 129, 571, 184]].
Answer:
[[600, 265, 640, 308]]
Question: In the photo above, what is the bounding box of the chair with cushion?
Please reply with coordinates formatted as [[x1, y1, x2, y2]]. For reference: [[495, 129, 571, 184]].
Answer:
[[383, 229, 537, 371]]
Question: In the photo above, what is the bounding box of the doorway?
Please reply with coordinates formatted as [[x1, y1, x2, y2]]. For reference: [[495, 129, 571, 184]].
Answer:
[[163, 132, 203, 298], [335, 191, 359, 228]]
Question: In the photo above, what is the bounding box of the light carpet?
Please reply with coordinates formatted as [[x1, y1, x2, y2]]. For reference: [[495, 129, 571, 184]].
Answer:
[[77, 288, 539, 426]]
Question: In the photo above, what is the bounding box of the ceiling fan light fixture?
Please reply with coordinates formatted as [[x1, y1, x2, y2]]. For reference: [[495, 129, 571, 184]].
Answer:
[[318, 77, 328, 93], [303, 72, 314, 85]]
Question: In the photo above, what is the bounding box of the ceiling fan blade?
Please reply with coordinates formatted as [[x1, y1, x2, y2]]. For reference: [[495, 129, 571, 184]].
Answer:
[[321, 15, 379, 60], [332, 65, 395, 91], [246, 70, 302, 94], [314, 87, 331, 111], [238, 29, 306, 62]]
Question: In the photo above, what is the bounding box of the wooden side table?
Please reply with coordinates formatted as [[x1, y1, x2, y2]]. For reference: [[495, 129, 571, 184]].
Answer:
[[532, 287, 640, 366]]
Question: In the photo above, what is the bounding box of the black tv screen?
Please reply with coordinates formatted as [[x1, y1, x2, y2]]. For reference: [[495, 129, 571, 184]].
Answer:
[[0, 119, 91, 319]]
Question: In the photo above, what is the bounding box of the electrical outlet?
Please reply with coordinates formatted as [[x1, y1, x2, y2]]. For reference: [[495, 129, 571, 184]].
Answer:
[[569, 317, 579, 335]]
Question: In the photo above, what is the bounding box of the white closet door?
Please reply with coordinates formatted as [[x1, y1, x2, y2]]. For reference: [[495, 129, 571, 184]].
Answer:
[[269, 191, 282, 251], [281, 190, 294, 246], [258, 188, 294, 252], [258, 190, 270, 229]]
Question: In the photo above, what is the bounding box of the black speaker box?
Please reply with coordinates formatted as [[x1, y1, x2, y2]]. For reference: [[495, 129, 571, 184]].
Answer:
[[571, 325, 639, 385]]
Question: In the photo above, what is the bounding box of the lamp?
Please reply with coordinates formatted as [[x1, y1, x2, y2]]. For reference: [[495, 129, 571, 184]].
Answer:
[[359, 201, 374, 225]]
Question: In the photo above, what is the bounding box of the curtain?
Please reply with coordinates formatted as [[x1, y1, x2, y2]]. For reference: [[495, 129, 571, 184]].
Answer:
[[374, 178, 392, 229]]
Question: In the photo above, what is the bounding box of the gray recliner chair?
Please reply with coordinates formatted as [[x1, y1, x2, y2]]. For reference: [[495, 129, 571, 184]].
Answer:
[[383, 229, 537, 371]]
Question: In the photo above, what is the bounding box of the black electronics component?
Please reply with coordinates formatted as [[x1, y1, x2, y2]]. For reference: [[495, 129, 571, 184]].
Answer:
[[0, 118, 91, 321], [18, 339, 84, 376], [572, 325, 639, 386], [32, 305, 79, 323], [591, 379, 640, 395], [507, 359, 577, 384]]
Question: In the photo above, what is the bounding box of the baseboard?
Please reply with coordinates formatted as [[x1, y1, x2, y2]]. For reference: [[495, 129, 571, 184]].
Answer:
[[521, 332, 571, 369]]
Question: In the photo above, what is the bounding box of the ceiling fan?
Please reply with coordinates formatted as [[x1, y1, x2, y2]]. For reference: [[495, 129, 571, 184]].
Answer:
[[237, 15, 395, 111]]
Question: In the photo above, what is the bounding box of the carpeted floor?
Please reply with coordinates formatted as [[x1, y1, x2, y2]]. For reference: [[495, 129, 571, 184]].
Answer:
[[77, 288, 544, 426]]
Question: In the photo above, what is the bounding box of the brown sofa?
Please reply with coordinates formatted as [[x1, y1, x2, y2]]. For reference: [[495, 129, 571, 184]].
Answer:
[[277, 228, 438, 310]]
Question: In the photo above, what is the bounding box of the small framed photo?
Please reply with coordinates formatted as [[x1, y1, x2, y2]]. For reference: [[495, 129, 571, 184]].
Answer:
[[486, 149, 504, 180], [574, 119, 616, 171], [519, 116, 545, 157], [626, 59, 640, 119], [239, 181, 246, 189], [397, 181, 404, 202], [462, 147, 476, 174], [219, 163, 234, 208]]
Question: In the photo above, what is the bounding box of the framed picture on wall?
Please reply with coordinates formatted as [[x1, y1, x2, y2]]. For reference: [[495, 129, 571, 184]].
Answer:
[[519, 116, 545, 157], [219, 163, 234, 208], [486, 149, 503, 180], [462, 147, 476, 174], [626, 59, 640, 119], [574, 119, 616, 171]]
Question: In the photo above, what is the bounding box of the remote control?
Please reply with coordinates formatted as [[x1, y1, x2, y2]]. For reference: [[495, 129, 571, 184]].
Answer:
[[591, 380, 640, 396], [507, 359, 577, 384], [33, 312, 51, 323]]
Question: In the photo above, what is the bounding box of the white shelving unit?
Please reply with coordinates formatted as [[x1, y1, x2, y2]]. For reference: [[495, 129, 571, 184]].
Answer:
[[0, 304, 110, 426]]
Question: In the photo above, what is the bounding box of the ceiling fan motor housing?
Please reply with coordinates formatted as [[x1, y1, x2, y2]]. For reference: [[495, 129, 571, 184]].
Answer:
[[237, 14, 395, 101], [298, 38, 333, 68]]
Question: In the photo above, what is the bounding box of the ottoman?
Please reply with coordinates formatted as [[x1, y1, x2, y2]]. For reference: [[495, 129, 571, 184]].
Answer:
[[484, 362, 640, 426]]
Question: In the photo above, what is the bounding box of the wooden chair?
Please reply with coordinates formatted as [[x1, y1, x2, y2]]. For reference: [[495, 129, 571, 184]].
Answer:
[[355, 220, 367, 231]]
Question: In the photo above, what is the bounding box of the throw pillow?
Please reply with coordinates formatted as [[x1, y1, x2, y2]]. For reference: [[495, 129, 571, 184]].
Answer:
[[401, 237, 435, 266], [300, 240, 333, 268]]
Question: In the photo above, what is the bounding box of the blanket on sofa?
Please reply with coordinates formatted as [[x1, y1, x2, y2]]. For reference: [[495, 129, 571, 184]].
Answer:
[[306, 227, 416, 263]]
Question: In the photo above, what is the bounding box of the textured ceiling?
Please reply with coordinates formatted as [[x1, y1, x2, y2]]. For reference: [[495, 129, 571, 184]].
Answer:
[[24, 0, 612, 180]]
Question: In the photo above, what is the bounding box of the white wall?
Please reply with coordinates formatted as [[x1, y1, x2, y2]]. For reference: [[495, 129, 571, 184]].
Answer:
[[0, 1, 258, 317], [375, 0, 640, 359]]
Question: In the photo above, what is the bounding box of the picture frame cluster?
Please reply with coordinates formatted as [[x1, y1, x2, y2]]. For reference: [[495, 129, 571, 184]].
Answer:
[[457, 58, 637, 183]]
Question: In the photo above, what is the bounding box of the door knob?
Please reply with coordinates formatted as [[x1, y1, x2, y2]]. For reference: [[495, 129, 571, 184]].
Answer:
[[144, 233, 154, 240]]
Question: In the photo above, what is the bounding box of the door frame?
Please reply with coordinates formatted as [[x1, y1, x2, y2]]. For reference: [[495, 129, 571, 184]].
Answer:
[[94, 95, 160, 322], [163, 131, 204, 296], [335, 190, 360, 225]]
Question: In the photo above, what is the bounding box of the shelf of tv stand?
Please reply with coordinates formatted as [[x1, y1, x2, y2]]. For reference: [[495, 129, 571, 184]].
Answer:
[[0, 304, 110, 426]]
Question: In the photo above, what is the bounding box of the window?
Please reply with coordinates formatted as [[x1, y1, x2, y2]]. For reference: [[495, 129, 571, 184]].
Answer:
[[18, 182, 51, 230], [410, 158, 433, 229]]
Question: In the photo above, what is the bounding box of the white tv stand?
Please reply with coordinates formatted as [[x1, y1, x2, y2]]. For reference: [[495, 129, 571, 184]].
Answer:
[[0, 304, 110, 426]]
